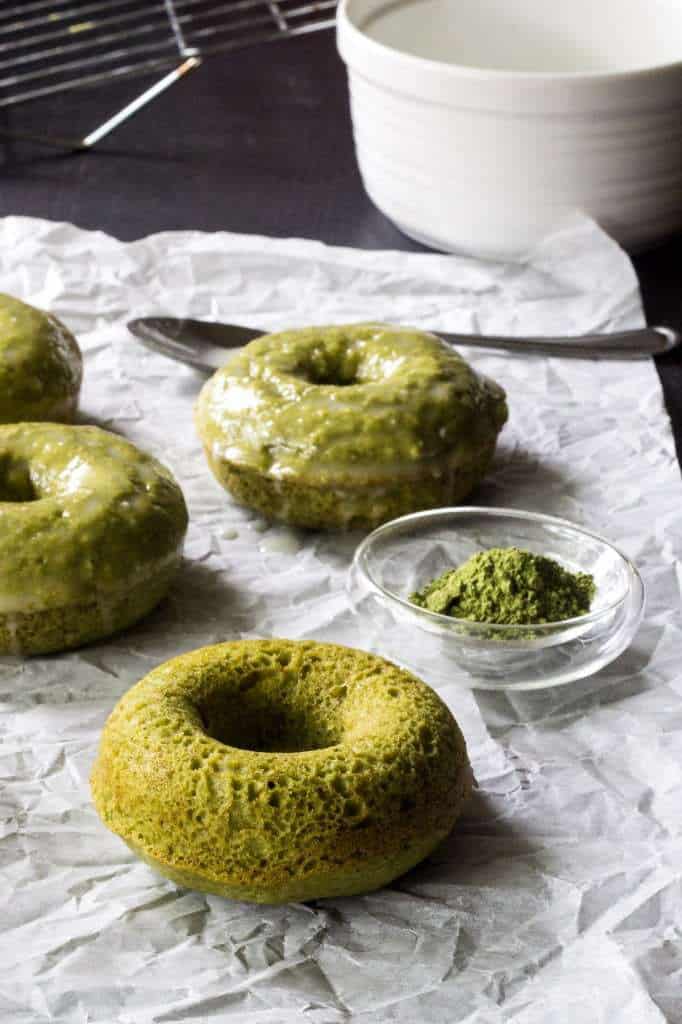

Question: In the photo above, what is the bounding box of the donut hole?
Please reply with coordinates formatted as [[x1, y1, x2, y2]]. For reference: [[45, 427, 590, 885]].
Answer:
[[295, 346, 361, 388], [0, 454, 38, 503], [197, 670, 342, 754]]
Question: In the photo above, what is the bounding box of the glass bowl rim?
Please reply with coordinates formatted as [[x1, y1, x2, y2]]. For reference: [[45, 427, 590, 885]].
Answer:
[[352, 505, 643, 635]]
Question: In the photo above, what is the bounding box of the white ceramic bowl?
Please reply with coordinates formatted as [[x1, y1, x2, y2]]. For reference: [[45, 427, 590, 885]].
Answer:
[[337, 0, 682, 258]]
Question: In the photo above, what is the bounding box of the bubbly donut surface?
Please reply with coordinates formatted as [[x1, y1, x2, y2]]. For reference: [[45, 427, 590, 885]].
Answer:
[[91, 639, 472, 903]]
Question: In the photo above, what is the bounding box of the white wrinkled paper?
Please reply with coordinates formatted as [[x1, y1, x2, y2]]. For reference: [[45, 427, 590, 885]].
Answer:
[[1, 214, 680, 1024]]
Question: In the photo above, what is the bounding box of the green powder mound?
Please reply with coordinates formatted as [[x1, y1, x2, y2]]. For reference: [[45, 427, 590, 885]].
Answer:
[[91, 639, 473, 904], [411, 547, 596, 625]]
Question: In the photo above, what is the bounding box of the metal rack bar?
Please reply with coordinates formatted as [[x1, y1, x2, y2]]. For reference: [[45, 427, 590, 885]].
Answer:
[[0, 0, 338, 146]]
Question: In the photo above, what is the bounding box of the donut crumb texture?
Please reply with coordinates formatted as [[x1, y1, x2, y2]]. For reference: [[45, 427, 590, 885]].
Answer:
[[91, 639, 472, 903]]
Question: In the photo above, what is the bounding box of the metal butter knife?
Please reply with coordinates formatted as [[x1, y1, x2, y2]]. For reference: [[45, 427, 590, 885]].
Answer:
[[127, 317, 680, 372]]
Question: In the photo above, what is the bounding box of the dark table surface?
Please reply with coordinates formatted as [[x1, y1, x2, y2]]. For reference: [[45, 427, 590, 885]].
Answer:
[[1, 31, 681, 464]]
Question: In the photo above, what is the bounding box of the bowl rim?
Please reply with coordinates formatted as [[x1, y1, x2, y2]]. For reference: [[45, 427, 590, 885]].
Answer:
[[352, 505, 644, 636], [338, 0, 682, 84]]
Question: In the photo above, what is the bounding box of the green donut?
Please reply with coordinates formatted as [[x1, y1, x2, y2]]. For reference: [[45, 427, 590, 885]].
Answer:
[[91, 639, 472, 904], [195, 323, 507, 530], [0, 423, 188, 655], [0, 293, 83, 424]]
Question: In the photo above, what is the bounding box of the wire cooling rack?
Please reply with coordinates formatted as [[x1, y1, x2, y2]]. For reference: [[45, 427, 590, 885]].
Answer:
[[0, 0, 338, 146]]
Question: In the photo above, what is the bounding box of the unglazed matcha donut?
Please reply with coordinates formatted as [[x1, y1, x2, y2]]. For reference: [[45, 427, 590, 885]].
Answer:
[[0, 423, 188, 655], [91, 639, 472, 904], [195, 323, 507, 530], [0, 293, 82, 424]]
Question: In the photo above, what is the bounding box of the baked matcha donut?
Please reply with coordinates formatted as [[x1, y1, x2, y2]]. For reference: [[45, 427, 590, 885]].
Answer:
[[0, 423, 188, 655], [91, 639, 472, 904], [0, 293, 82, 424], [195, 323, 507, 530]]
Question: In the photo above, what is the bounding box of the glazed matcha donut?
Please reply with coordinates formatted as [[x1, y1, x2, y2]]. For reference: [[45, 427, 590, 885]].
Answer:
[[0, 423, 188, 655], [195, 323, 507, 530], [0, 293, 82, 424], [91, 639, 472, 904]]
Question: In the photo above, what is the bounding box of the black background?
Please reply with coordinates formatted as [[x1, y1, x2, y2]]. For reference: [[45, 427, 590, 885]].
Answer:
[[1, 32, 681, 465]]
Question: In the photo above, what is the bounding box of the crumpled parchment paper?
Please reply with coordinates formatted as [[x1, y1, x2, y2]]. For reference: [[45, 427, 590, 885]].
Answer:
[[0, 214, 680, 1024]]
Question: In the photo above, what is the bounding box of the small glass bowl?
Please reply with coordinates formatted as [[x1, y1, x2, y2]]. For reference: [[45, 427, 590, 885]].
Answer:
[[347, 507, 645, 691]]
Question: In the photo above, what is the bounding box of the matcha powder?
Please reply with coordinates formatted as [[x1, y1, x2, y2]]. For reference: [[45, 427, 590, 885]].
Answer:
[[411, 547, 596, 625]]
